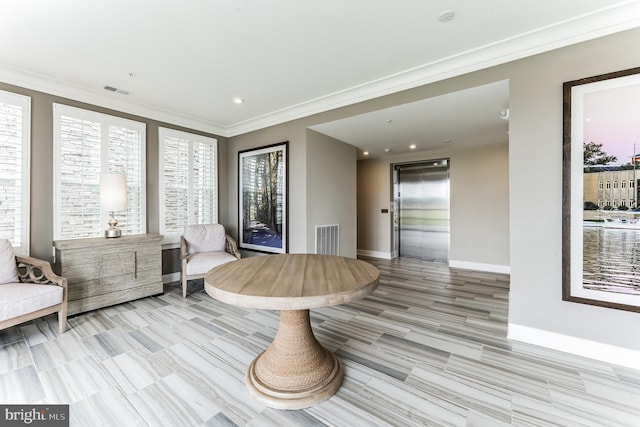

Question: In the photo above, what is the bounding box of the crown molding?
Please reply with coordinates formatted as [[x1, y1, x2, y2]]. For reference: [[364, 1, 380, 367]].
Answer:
[[0, 64, 227, 136], [1, 2, 639, 138], [225, 1, 640, 137]]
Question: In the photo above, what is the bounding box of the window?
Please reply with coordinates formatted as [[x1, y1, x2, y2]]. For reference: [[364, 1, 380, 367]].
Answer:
[[631, 180, 635, 189], [0, 90, 30, 255], [613, 180, 618, 189], [606, 181, 611, 189], [598, 200, 603, 208], [598, 181, 603, 190], [159, 127, 217, 244], [622, 180, 626, 189], [53, 104, 146, 240], [621, 199, 626, 207]]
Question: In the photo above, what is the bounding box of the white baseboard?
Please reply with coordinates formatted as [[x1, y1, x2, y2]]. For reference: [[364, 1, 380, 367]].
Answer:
[[508, 323, 640, 370], [357, 249, 392, 259], [163, 272, 180, 284], [448, 259, 510, 274]]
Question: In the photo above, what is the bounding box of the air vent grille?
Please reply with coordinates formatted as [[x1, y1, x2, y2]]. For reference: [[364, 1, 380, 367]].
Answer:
[[315, 224, 339, 255], [103, 85, 129, 95]]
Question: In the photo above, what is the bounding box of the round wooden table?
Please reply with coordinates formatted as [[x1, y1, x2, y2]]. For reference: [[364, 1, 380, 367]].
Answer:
[[204, 254, 379, 410]]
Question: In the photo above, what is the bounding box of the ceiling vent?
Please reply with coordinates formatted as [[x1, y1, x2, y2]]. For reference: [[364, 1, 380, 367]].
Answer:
[[103, 85, 129, 95]]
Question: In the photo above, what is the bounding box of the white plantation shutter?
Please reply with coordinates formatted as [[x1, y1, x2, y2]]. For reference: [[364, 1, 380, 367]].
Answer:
[[53, 104, 146, 240], [107, 124, 145, 235], [159, 127, 217, 244], [0, 90, 30, 255]]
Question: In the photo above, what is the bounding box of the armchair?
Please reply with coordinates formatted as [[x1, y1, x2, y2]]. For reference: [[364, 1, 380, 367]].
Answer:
[[0, 239, 67, 334], [181, 224, 240, 297]]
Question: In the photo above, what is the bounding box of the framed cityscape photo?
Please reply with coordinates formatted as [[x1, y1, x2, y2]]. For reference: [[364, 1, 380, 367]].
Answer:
[[563, 66, 640, 312], [238, 142, 288, 254]]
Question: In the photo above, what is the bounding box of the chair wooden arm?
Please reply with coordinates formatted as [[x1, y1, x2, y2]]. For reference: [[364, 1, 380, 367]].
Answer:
[[225, 235, 241, 259], [15, 255, 67, 289], [180, 236, 188, 260]]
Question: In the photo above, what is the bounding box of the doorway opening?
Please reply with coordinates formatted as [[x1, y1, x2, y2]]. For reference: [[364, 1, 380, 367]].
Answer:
[[393, 159, 450, 261]]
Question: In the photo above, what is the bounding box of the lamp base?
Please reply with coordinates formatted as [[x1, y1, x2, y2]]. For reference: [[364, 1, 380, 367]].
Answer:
[[105, 228, 122, 238]]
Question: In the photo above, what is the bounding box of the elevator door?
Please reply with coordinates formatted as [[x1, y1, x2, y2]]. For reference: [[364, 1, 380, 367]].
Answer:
[[396, 161, 450, 261]]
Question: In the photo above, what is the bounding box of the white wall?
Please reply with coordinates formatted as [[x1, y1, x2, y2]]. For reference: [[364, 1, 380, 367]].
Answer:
[[306, 130, 357, 257], [356, 143, 510, 271]]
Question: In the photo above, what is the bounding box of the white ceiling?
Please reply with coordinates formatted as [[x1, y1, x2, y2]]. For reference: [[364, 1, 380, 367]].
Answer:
[[310, 80, 510, 158], [1, 1, 639, 153]]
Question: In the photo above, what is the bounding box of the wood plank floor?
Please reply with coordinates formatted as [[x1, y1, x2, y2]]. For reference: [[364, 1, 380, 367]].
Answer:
[[1, 257, 639, 426]]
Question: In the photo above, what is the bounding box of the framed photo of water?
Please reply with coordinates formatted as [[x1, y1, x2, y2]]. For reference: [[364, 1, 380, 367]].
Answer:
[[563, 67, 640, 312], [238, 142, 288, 254]]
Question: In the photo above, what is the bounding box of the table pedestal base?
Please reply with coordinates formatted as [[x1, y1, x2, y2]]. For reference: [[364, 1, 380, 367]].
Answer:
[[245, 309, 343, 410]]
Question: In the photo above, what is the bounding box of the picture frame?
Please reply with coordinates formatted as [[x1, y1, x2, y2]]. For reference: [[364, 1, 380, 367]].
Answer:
[[563, 66, 640, 312], [238, 142, 288, 254]]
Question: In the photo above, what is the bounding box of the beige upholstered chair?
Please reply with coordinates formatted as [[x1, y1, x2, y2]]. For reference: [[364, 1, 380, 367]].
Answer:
[[181, 224, 241, 297], [0, 239, 68, 334]]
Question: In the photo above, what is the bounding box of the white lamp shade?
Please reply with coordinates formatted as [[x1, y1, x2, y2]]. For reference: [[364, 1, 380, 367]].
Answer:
[[100, 174, 127, 212]]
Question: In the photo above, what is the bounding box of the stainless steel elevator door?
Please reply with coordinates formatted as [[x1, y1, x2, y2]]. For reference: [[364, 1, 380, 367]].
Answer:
[[397, 162, 450, 261]]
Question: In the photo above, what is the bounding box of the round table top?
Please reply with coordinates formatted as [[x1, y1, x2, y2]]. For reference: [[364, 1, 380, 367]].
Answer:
[[204, 254, 380, 310]]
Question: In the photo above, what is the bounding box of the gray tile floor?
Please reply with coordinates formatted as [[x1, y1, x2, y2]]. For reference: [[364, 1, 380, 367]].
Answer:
[[1, 257, 639, 426]]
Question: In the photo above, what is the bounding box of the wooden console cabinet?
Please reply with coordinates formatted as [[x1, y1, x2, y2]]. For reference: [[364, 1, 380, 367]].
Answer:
[[53, 234, 163, 316]]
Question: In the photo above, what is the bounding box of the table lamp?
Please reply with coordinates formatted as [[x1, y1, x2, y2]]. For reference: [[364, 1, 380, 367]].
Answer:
[[100, 173, 127, 238]]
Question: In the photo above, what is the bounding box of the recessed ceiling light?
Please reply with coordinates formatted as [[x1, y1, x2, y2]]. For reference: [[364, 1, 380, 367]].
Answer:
[[443, 138, 452, 143], [438, 10, 455, 23], [384, 148, 392, 152], [233, 97, 244, 104], [409, 144, 416, 150], [363, 151, 369, 156]]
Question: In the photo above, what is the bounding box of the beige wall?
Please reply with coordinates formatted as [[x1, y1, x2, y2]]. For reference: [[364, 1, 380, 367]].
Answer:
[[225, 124, 357, 256], [356, 143, 510, 268], [226, 125, 308, 253], [357, 159, 392, 255], [450, 143, 509, 267], [507, 28, 640, 352], [306, 130, 357, 257]]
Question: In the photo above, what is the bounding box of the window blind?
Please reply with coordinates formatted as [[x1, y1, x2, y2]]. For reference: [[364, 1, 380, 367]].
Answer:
[[0, 90, 30, 255], [159, 127, 217, 243], [53, 104, 146, 240]]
